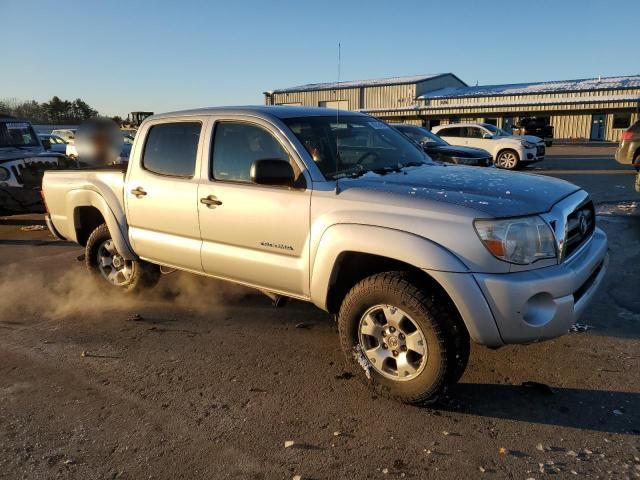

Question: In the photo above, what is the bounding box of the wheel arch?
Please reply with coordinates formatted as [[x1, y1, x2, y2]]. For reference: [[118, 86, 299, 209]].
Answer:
[[310, 224, 468, 313], [66, 189, 135, 259]]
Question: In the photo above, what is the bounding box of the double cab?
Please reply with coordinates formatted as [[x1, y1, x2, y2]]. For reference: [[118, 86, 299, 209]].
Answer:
[[43, 107, 608, 405]]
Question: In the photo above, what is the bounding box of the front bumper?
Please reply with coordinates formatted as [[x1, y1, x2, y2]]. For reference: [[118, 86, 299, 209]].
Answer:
[[474, 228, 608, 344], [428, 227, 608, 347]]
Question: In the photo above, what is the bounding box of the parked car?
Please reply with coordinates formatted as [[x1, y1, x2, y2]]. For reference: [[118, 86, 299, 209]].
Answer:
[[43, 106, 608, 406], [51, 128, 77, 144], [513, 117, 554, 147], [38, 133, 68, 154], [614, 119, 640, 192], [391, 124, 492, 166], [433, 123, 545, 170], [0, 116, 67, 213]]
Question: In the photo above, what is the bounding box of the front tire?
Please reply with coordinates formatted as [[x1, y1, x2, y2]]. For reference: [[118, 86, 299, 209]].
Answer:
[[85, 224, 160, 292], [337, 272, 469, 406], [496, 149, 520, 170]]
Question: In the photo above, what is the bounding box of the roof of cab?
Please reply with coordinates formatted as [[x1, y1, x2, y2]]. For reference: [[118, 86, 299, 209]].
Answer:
[[148, 105, 369, 121]]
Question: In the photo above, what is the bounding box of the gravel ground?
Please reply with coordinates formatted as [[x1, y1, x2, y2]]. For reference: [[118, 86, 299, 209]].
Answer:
[[0, 146, 638, 479]]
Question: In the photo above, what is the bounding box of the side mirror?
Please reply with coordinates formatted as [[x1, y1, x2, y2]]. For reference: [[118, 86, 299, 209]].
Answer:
[[250, 159, 295, 186], [482, 133, 493, 139]]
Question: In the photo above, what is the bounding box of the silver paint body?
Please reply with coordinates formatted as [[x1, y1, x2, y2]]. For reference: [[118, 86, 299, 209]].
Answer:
[[43, 106, 608, 347]]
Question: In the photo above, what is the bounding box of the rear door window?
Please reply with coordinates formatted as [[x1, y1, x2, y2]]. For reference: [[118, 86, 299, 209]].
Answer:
[[142, 122, 201, 177], [438, 127, 461, 137]]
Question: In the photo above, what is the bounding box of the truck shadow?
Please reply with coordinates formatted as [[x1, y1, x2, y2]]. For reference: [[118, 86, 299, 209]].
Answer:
[[442, 382, 639, 435]]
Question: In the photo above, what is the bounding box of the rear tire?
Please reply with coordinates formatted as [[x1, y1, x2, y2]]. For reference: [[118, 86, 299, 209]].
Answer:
[[85, 224, 160, 292], [337, 271, 469, 406], [496, 149, 520, 170]]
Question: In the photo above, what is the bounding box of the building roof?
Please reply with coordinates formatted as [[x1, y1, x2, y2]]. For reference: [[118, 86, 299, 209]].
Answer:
[[419, 75, 640, 99], [269, 73, 459, 94]]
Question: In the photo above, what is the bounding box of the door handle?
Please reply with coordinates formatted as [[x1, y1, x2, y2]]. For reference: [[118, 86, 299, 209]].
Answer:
[[131, 187, 147, 198], [200, 195, 223, 208]]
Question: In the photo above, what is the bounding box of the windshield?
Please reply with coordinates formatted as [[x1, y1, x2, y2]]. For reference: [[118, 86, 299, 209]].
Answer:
[[0, 121, 40, 148], [282, 116, 428, 180], [397, 125, 448, 146], [483, 124, 510, 137]]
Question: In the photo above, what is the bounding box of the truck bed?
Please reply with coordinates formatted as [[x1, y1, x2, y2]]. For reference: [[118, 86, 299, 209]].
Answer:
[[43, 169, 127, 242]]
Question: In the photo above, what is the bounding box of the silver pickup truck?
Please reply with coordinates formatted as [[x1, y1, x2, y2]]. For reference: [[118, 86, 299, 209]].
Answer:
[[43, 106, 608, 405]]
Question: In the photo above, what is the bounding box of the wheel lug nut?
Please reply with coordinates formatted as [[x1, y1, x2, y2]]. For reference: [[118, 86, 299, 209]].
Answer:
[[389, 326, 396, 333], [401, 345, 407, 352], [381, 331, 386, 337], [392, 350, 398, 357], [382, 343, 387, 349], [399, 333, 405, 340]]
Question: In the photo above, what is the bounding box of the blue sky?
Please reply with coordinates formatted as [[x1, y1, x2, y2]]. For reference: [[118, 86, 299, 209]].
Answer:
[[3, 0, 638, 116]]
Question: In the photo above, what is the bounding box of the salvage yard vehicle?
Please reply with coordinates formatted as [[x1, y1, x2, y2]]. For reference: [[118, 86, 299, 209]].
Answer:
[[43, 106, 608, 405], [391, 124, 493, 167], [512, 116, 554, 147], [0, 116, 68, 214], [614, 119, 640, 192], [38, 133, 68, 154], [433, 122, 545, 170]]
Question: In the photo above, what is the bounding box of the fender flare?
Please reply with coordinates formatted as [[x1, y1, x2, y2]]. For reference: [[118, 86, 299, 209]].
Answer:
[[309, 223, 468, 310], [66, 189, 136, 260]]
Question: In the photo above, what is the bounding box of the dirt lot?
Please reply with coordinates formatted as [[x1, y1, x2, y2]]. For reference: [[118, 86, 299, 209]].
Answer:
[[1, 146, 639, 479]]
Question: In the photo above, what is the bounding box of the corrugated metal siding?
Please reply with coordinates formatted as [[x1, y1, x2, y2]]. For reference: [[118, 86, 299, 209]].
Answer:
[[270, 87, 361, 109], [550, 114, 591, 140], [363, 84, 417, 110]]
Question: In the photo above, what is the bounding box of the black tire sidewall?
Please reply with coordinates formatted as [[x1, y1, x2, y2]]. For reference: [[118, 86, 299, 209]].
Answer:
[[338, 273, 449, 404], [85, 224, 146, 292]]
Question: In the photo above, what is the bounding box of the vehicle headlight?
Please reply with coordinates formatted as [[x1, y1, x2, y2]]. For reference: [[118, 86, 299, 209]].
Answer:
[[521, 140, 535, 149], [474, 216, 557, 264], [0, 167, 10, 181]]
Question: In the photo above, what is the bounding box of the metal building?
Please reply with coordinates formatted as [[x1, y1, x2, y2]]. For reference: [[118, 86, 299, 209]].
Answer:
[[265, 74, 640, 142]]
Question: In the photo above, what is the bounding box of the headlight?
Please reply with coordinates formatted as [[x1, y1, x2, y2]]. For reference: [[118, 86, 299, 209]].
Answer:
[[0, 167, 10, 181], [521, 140, 535, 149], [474, 216, 557, 264]]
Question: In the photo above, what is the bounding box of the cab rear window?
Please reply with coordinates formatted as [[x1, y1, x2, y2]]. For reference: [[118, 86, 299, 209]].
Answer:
[[142, 122, 201, 177]]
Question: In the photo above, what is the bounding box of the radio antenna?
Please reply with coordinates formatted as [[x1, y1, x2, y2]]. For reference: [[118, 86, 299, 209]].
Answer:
[[335, 42, 341, 177]]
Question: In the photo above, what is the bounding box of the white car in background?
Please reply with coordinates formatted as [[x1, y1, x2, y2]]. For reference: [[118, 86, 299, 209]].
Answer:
[[433, 123, 545, 170], [51, 128, 77, 144]]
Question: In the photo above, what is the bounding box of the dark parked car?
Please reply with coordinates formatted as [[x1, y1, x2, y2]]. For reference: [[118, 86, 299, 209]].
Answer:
[[513, 117, 554, 147], [614, 119, 640, 192], [391, 124, 493, 166]]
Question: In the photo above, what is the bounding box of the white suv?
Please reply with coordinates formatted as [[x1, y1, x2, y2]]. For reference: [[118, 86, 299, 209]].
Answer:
[[433, 123, 544, 170]]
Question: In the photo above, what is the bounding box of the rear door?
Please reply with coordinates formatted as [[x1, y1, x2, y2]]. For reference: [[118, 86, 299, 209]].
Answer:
[[464, 126, 490, 150], [125, 117, 207, 272], [197, 116, 311, 297], [436, 127, 464, 146]]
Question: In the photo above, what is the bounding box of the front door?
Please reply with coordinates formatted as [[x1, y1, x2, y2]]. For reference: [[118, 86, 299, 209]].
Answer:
[[590, 114, 605, 141], [125, 119, 205, 272], [198, 118, 311, 297]]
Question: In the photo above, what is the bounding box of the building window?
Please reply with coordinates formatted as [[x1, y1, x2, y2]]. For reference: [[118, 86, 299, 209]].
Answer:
[[612, 112, 632, 129], [484, 118, 498, 126]]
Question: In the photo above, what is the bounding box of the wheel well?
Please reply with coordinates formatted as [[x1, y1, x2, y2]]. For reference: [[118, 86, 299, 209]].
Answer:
[[325, 251, 456, 315], [74, 206, 105, 246]]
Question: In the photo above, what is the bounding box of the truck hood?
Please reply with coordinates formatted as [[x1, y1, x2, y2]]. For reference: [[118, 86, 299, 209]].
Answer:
[[337, 163, 580, 217]]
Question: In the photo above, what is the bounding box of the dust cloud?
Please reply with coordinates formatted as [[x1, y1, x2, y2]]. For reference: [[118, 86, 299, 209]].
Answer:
[[0, 263, 251, 322]]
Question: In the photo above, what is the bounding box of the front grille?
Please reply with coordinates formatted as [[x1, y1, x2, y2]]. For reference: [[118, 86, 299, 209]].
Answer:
[[10, 164, 25, 184], [536, 145, 546, 157], [564, 200, 595, 258]]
